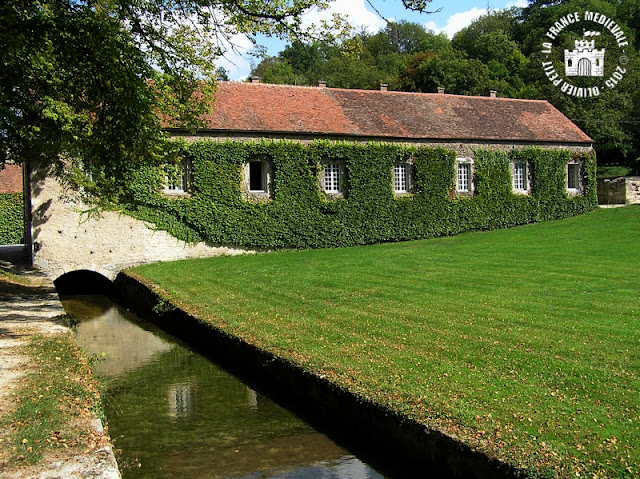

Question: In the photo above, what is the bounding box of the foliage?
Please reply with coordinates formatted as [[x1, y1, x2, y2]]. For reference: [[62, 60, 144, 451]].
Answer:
[[0, 0, 345, 202], [252, 21, 451, 90], [399, 47, 501, 95], [132, 206, 640, 478], [251, 1, 640, 170], [0, 193, 24, 245], [1, 0, 443, 202], [124, 139, 596, 249]]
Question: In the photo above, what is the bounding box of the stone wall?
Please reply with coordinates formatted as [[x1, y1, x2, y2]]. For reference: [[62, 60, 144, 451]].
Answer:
[[597, 176, 640, 205], [28, 135, 595, 281], [30, 168, 251, 281], [627, 177, 640, 204], [173, 130, 594, 158]]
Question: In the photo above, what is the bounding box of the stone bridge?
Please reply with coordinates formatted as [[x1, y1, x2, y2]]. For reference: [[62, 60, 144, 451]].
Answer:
[[27, 166, 247, 293]]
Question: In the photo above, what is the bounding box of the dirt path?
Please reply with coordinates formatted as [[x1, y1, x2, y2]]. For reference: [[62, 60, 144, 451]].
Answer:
[[0, 261, 120, 479]]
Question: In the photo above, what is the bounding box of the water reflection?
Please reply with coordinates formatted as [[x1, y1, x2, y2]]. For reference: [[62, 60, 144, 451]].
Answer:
[[62, 296, 384, 479], [68, 299, 174, 377]]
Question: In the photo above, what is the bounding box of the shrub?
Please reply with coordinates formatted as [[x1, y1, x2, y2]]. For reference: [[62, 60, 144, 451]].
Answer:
[[0, 193, 24, 244]]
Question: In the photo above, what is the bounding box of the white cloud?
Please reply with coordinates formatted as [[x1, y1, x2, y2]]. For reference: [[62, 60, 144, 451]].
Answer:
[[299, 0, 386, 34], [424, 7, 489, 38], [506, 0, 528, 8]]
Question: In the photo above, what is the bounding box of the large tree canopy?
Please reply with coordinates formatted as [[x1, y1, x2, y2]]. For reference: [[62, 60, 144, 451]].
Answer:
[[1, 0, 433, 202]]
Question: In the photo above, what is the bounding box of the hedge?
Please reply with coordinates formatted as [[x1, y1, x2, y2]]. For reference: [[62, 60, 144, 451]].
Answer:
[[124, 140, 597, 249], [0, 193, 24, 245]]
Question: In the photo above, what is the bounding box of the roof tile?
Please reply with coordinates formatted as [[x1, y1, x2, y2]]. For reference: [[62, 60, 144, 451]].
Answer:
[[196, 82, 592, 144]]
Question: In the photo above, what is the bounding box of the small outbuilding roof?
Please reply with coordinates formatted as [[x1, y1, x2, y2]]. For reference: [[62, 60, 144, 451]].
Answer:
[[190, 82, 592, 145]]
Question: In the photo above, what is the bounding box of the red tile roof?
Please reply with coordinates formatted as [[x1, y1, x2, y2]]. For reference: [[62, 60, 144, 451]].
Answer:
[[194, 82, 592, 144], [0, 164, 23, 193]]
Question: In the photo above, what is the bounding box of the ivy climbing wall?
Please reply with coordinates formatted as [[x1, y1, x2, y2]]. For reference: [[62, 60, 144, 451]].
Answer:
[[126, 140, 597, 249], [0, 193, 24, 245]]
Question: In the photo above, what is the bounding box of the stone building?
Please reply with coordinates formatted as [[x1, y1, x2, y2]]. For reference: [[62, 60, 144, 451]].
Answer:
[[29, 82, 594, 283], [171, 81, 593, 155]]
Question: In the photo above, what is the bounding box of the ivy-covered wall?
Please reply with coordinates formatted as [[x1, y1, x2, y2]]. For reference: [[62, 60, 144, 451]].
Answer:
[[125, 140, 597, 249], [0, 193, 24, 245]]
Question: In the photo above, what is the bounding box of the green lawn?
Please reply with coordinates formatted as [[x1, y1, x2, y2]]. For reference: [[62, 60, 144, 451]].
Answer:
[[131, 206, 640, 478]]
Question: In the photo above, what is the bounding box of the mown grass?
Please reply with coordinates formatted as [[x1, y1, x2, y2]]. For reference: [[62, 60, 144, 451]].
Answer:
[[131, 206, 640, 478], [0, 334, 104, 466], [597, 164, 634, 179]]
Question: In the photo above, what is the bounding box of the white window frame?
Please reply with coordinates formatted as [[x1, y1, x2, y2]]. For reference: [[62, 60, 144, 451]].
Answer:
[[393, 163, 412, 195], [163, 158, 191, 195], [322, 162, 345, 196], [512, 161, 529, 195], [456, 158, 473, 194], [567, 161, 583, 195]]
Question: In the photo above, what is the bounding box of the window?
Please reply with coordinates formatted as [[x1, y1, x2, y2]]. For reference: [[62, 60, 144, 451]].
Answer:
[[163, 158, 191, 195], [512, 161, 528, 194], [323, 163, 343, 194], [394, 163, 408, 193], [456, 159, 473, 193], [242, 160, 272, 201], [249, 161, 266, 192], [167, 382, 195, 419], [567, 162, 582, 193]]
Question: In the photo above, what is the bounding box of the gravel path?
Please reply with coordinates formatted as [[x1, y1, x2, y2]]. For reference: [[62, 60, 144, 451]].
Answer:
[[0, 261, 120, 479]]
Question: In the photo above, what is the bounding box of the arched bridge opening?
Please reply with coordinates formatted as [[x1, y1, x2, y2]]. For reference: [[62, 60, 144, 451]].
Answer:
[[54, 270, 114, 297]]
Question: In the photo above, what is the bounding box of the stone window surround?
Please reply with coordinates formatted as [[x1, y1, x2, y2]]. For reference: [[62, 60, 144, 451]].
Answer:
[[393, 161, 416, 196], [511, 160, 531, 195], [456, 157, 474, 195], [163, 158, 192, 196], [320, 161, 346, 199], [566, 159, 584, 196], [242, 159, 273, 201]]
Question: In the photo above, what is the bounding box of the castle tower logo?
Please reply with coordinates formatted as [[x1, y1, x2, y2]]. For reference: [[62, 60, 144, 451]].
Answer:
[[541, 11, 629, 98], [564, 31, 604, 77]]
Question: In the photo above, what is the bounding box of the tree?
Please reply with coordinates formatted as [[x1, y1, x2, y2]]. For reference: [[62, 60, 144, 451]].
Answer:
[[1, 0, 338, 202], [400, 48, 500, 96], [259, 60, 304, 85], [514, 0, 639, 167], [451, 9, 519, 58], [1, 0, 435, 202]]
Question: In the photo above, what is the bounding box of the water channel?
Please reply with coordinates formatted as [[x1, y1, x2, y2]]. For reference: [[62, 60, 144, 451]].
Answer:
[[61, 295, 386, 479]]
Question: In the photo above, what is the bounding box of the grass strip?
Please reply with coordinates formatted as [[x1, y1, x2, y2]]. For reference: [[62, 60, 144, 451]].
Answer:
[[131, 206, 640, 478], [0, 334, 104, 466]]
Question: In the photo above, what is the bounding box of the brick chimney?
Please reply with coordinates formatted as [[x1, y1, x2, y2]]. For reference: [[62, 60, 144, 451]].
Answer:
[[489, 90, 497, 98], [318, 80, 327, 88], [380, 84, 388, 92], [437, 87, 445, 94], [250, 76, 260, 84]]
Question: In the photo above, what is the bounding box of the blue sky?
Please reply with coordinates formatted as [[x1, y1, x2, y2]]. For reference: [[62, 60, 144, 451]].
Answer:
[[217, 0, 528, 80]]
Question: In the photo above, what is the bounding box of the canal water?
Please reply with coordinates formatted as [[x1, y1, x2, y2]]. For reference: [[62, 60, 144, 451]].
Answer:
[[61, 295, 386, 479]]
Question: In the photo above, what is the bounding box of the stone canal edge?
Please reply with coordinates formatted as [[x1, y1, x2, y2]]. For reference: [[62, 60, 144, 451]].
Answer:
[[114, 271, 523, 479]]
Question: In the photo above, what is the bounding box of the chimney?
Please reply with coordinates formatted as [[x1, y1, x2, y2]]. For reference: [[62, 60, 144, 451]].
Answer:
[[380, 83, 388, 92], [250, 76, 260, 84], [437, 87, 445, 94], [317, 80, 327, 88], [489, 90, 497, 98]]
